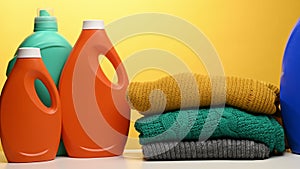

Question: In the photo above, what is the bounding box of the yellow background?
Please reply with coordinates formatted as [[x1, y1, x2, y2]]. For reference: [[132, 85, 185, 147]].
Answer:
[[0, 0, 300, 151]]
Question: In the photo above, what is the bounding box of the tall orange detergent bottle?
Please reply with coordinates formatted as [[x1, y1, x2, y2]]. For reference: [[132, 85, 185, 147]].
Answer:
[[59, 20, 130, 158], [0, 48, 61, 162]]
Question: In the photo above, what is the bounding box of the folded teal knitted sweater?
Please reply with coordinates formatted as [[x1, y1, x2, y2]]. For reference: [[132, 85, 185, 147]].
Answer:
[[134, 107, 285, 153]]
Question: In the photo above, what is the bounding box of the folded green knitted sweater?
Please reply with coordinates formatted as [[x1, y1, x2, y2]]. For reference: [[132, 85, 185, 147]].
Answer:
[[134, 107, 285, 153]]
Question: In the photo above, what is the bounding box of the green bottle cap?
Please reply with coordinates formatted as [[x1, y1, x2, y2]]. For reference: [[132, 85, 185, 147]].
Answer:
[[34, 9, 58, 31]]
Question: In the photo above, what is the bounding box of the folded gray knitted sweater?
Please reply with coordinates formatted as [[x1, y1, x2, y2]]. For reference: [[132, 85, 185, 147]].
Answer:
[[143, 139, 270, 160]]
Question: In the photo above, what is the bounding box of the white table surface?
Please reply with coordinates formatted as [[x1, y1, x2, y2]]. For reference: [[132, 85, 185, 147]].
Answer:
[[0, 150, 299, 169]]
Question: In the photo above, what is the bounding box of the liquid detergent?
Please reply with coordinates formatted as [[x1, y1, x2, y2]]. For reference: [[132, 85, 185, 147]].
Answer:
[[59, 20, 130, 158], [6, 9, 72, 156], [0, 48, 61, 162], [280, 18, 300, 154]]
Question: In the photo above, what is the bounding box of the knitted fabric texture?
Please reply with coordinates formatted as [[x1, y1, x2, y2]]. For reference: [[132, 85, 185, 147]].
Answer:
[[127, 73, 279, 115], [134, 107, 285, 153], [143, 139, 270, 160]]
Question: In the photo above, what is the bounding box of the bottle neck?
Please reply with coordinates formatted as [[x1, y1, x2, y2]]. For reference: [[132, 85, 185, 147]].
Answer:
[[34, 22, 58, 32], [34, 16, 58, 32]]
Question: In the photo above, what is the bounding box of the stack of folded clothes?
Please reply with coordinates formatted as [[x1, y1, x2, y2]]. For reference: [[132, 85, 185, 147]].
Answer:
[[127, 73, 285, 160]]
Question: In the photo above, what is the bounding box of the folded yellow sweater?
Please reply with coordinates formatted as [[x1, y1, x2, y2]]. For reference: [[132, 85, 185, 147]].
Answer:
[[126, 73, 279, 115]]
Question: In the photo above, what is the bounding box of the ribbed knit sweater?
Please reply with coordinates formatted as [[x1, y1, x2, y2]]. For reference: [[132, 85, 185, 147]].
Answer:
[[143, 139, 270, 160], [127, 73, 279, 115], [134, 107, 285, 153]]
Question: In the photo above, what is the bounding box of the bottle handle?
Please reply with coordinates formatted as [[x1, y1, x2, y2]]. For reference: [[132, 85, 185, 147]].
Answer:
[[99, 47, 128, 88], [29, 71, 59, 112]]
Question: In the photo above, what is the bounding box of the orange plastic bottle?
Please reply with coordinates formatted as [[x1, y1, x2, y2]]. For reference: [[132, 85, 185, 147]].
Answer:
[[0, 48, 61, 163], [59, 20, 130, 158]]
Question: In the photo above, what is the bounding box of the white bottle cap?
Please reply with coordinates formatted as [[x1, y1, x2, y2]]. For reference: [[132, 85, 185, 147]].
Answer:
[[82, 20, 105, 30], [17, 48, 41, 58]]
